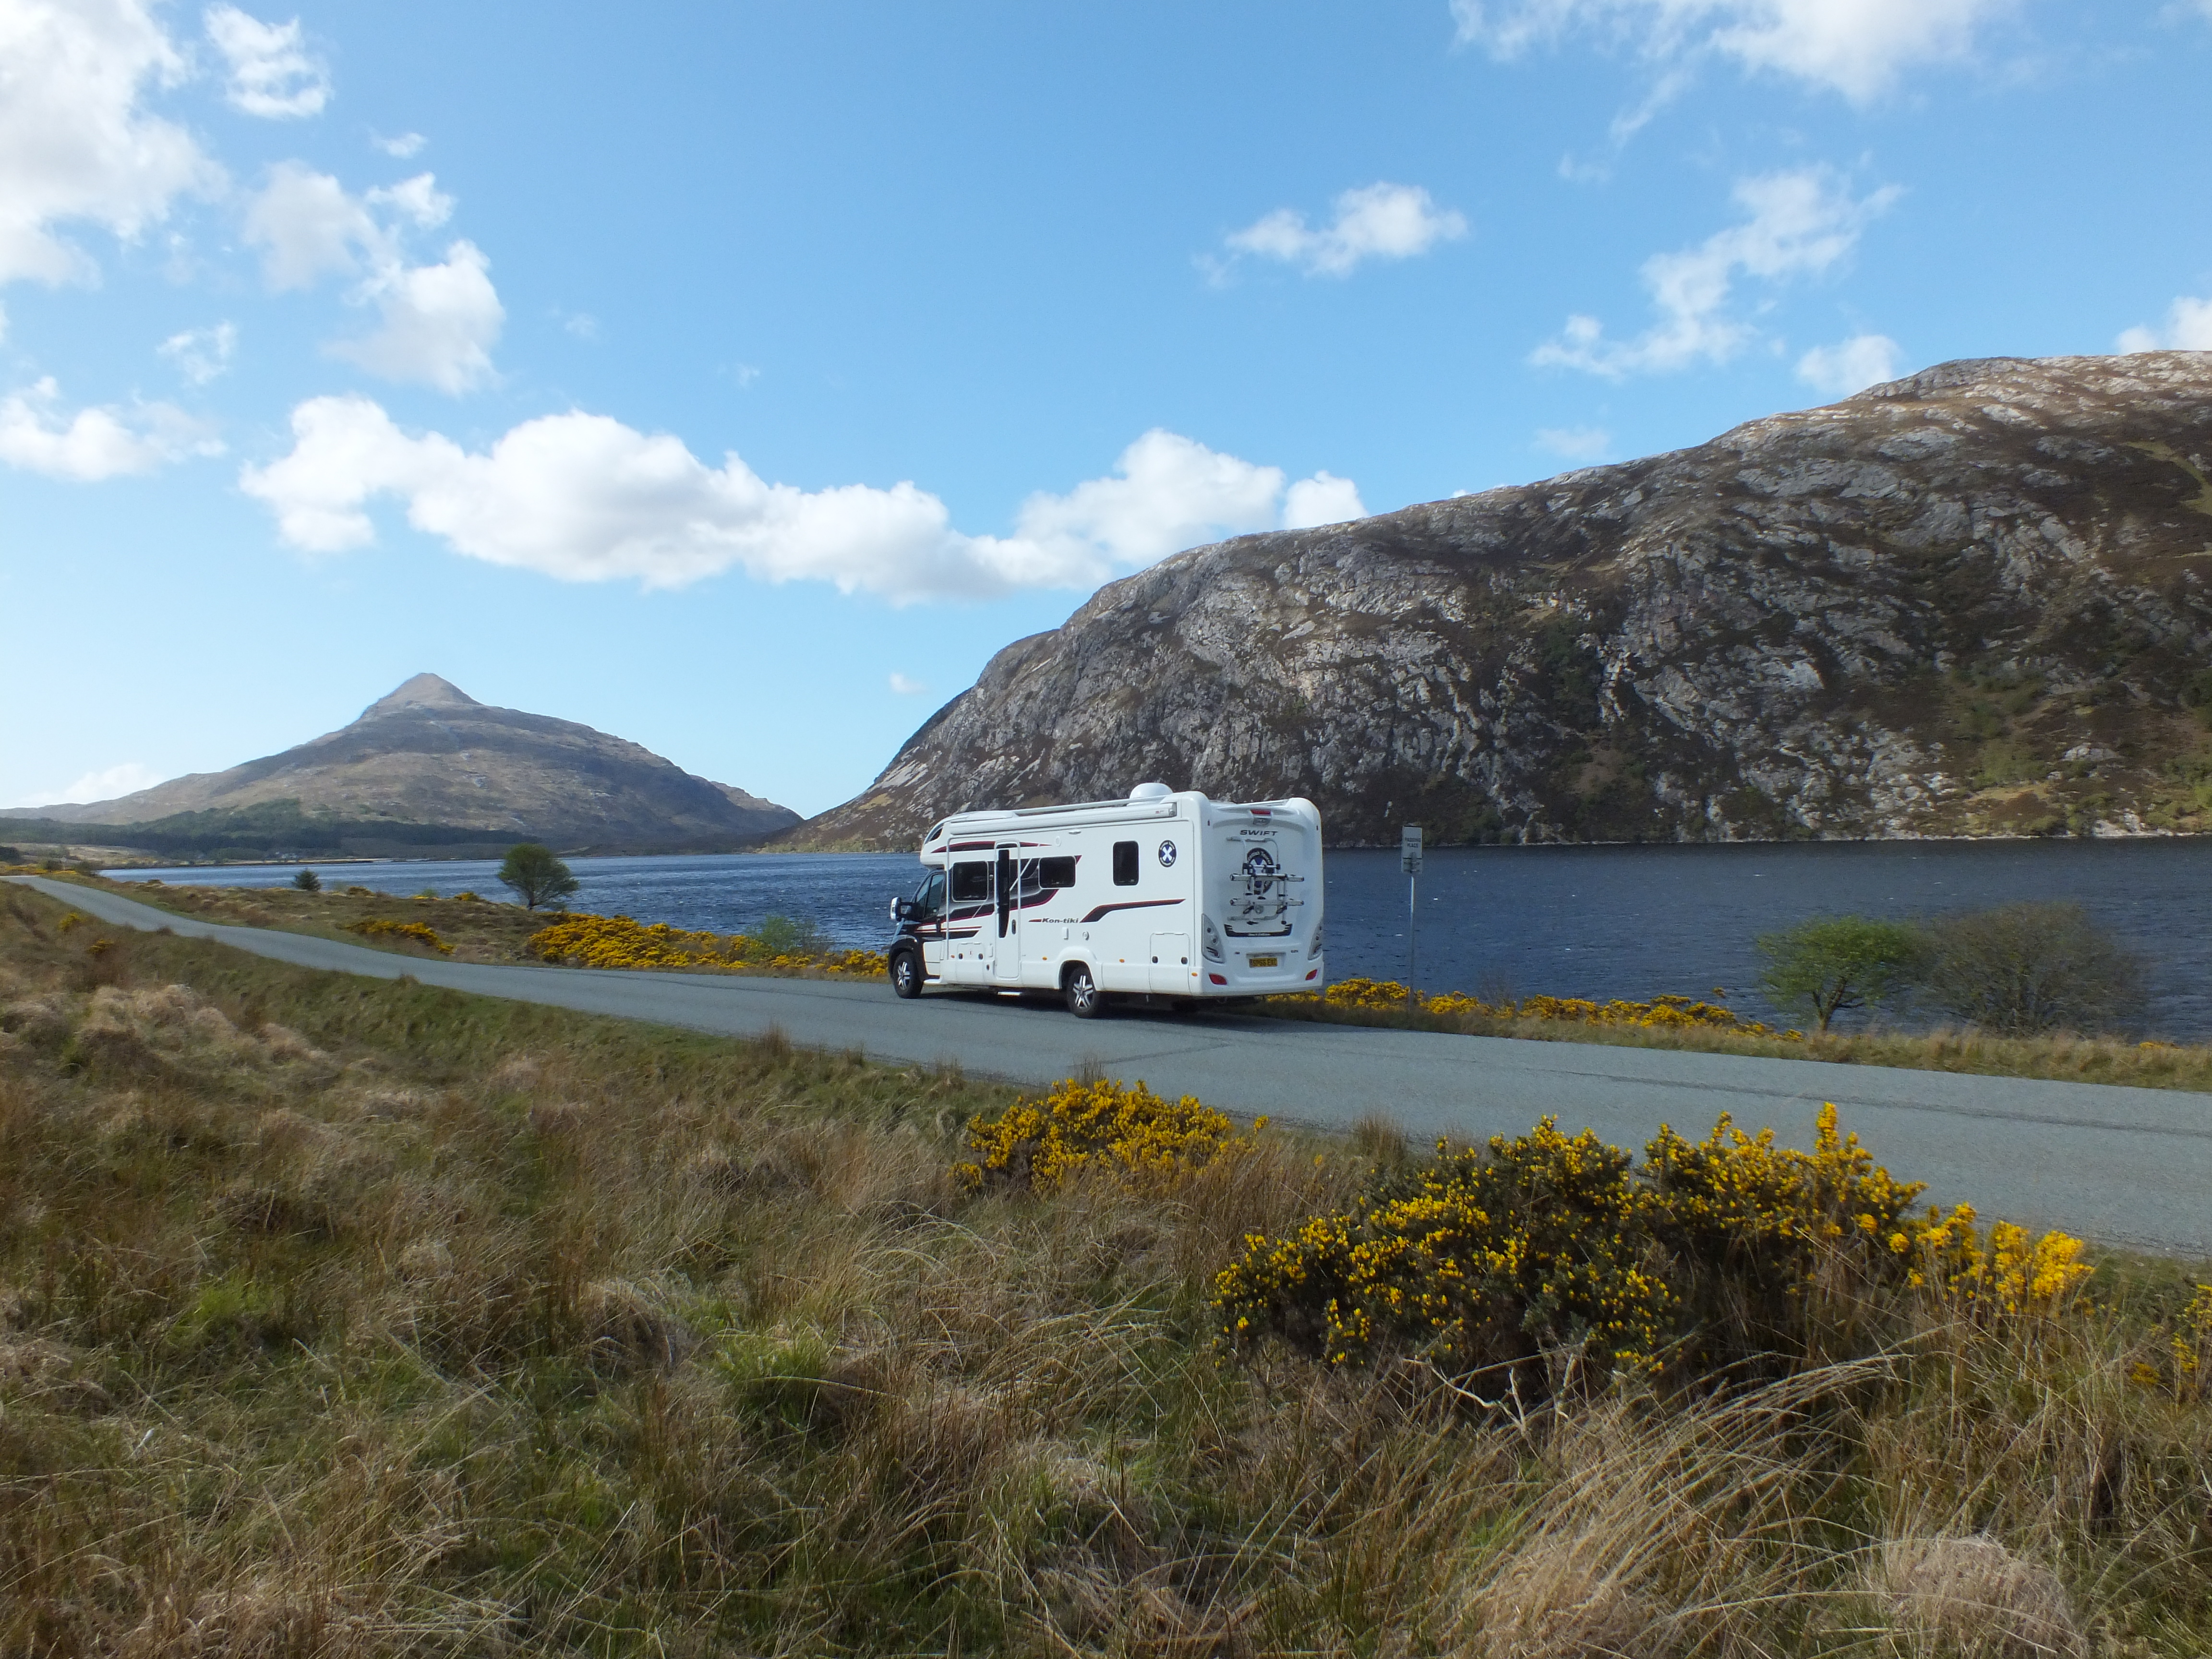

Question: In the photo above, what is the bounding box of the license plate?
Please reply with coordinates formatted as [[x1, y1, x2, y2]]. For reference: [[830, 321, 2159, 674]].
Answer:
[[1248, 954, 1279, 968]]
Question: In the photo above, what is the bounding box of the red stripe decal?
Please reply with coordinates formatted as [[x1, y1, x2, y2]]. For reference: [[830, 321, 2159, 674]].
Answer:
[[1077, 898, 1185, 924]]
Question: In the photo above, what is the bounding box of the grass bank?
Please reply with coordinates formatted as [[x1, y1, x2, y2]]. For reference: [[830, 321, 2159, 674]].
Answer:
[[1252, 980, 2212, 1094], [17, 872, 884, 981], [2, 883, 2209, 1655], [26, 867, 2212, 1093]]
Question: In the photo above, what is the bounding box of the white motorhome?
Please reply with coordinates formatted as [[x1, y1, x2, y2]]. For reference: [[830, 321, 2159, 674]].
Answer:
[[885, 783, 1325, 1016]]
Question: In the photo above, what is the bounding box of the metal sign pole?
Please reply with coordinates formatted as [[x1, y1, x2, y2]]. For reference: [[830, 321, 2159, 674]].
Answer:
[[1400, 825, 1423, 999]]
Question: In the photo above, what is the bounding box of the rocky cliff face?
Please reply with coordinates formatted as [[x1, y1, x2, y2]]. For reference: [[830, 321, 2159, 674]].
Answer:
[[800, 352, 2212, 848], [12, 674, 799, 850]]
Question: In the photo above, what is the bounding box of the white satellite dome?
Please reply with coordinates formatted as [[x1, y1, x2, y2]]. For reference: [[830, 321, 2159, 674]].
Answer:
[[1128, 781, 1174, 802]]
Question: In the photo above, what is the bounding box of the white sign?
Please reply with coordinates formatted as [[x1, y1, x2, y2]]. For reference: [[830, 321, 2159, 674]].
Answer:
[[1400, 824, 1423, 875]]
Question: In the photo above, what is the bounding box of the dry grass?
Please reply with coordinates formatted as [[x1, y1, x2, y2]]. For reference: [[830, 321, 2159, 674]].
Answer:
[[45, 874, 878, 981], [1257, 989, 2212, 1094], [2, 884, 2209, 1656], [57, 875, 564, 963]]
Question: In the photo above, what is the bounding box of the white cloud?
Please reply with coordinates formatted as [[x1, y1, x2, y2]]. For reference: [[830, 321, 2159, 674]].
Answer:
[[366, 172, 452, 229], [888, 673, 928, 696], [1221, 182, 1467, 278], [158, 319, 236, 383], [1282, 471, 1367, 528], [1013, 429, 1289, 568], [241, 164, 449, 288], [372, 131, 425, 158], [240, 399, 1360, 602], [328, 239, 503, 393], [1535, 425, 1614, 462], [0, 0, 220, 286], [1532, 167, 1896, 377], [0, 376, 220, 481], [1450, 0, 2010, 102], [204, 4, 328, 118], [11, 760, 165, 808], [241, 166, 498, 391], [2117, 295, 2212, 354], [1797, 332, 1902, 396], [241, 160, 378, 288]]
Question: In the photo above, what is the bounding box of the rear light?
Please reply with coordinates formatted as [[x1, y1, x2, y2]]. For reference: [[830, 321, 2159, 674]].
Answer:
[[1208, 973, 1227, 985], [1305, 969, 1318, 980]]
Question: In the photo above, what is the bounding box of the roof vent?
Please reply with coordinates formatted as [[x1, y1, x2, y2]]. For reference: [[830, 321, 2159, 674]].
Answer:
[[1129, 781, 1173, 802]]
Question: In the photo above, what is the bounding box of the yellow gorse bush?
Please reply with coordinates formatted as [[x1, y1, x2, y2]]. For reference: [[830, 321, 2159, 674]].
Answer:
[[346, 918, 454, 955], [1309, 977, 1801, 1039], [1902, 1202, 2095, 1313], [526, 913, 887, 976], [955, 1076, 1262, 1194], [1217, 1102, 2093, 1384], [1217, 1118, 1674, 1372]]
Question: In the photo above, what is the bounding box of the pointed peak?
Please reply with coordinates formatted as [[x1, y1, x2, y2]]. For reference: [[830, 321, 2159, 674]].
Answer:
[[362, 673, 481, 719]]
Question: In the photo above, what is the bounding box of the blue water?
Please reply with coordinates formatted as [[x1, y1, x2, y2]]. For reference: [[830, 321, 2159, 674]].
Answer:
[[110, 838, 2212, 1040]]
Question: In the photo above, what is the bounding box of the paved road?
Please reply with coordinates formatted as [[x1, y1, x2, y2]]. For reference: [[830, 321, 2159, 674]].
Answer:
[[12, 874, 2211, 1255]]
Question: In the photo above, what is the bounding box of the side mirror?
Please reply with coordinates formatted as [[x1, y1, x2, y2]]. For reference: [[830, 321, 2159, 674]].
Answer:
[[891, 897, 914, 921]]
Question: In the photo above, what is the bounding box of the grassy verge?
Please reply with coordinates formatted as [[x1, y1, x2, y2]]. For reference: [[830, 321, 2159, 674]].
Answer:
[[3, 882, 2210, 1655], [24, 867, 2212, 1093], [1253, 986, 2212, 1093], [13, 872, 880, 980]]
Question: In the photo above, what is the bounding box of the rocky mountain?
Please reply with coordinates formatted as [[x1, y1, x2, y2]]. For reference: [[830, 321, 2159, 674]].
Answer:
[[798, 352, 2212, 849], [10, 674, 798, 854]]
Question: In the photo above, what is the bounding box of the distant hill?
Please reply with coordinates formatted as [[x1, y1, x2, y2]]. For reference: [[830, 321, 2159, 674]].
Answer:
[[5, 674, 798, 859], [792, 352, 2212, 849]]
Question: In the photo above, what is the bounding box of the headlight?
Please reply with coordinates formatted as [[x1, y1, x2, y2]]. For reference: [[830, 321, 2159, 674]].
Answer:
[[1201, 914, 1224, 962]]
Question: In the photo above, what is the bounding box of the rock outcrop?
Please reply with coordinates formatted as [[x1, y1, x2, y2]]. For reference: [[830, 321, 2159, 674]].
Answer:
[[797, 352, 2212, 848], [11, 674, 798, 852]]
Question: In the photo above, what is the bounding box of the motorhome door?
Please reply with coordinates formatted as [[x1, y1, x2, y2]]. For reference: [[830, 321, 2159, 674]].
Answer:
[[992, 844, 1023, 984]]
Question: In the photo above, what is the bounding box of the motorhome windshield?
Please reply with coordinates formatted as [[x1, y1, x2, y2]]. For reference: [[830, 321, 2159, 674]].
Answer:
[[911, 869, 945, 919]]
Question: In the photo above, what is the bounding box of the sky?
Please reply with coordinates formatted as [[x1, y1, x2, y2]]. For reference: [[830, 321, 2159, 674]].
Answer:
[[4, 0, 2210, 819]]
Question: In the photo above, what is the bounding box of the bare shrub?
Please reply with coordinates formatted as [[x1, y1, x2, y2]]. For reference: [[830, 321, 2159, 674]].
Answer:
[[1875, 1535, 2085, 1659], [1922, 902, 2146, 1035]]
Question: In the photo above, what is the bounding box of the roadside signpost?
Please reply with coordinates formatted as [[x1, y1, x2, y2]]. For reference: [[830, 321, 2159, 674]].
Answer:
[[1400, 825, 1423, 993]]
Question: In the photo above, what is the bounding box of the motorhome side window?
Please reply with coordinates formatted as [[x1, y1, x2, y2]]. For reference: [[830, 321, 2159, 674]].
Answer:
[[913, 869, 946, 918], [1112, 841, 1139, 886], [950, 861, 992, 903], [1018, 856, 1077, 895]]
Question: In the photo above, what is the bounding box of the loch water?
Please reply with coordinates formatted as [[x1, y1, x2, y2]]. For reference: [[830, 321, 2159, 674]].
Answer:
[[114, 837, 2212, 1040]]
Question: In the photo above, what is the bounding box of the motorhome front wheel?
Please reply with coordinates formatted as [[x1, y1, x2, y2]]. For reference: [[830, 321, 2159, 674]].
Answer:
[[889, 947, 924, 999]]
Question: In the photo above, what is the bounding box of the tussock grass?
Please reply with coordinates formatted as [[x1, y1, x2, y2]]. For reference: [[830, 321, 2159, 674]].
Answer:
[[2, 884, 2208, 1655]]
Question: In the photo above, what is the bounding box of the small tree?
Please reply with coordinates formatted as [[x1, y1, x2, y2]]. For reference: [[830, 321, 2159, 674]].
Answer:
[[498, 842, 578, 911], [1756, 915, 1927, 1034], [1923, 902, 2144, 1035], [291, 868, 321, 892]]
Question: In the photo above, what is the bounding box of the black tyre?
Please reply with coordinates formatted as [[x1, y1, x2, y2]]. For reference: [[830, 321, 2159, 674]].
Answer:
[[889, 948, 923, 999], [1064, 962, 1105, 1019]]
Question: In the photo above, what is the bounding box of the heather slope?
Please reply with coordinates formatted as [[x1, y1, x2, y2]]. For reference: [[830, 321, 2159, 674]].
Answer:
[[798, 352, 2212, 848]]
